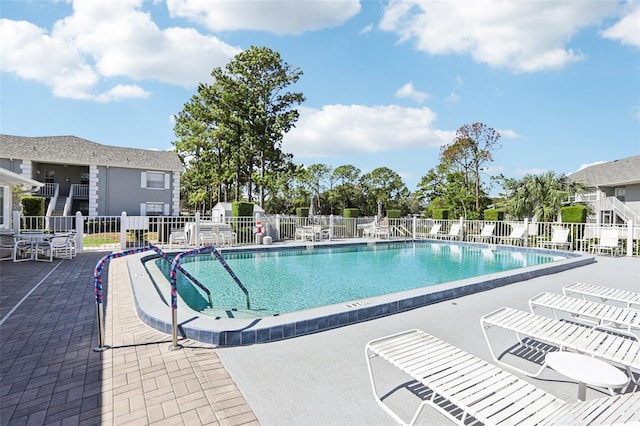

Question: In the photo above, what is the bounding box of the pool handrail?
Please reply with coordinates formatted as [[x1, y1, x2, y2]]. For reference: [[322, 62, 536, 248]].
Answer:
[[158, 255, 214, 309], [93, 244, 248, 352]]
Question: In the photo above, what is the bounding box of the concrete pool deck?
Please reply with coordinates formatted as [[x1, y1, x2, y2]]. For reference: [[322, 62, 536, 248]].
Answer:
[[0, 246, 638, 425]]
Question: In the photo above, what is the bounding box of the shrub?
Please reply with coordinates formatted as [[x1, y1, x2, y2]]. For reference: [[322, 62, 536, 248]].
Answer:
[[21, 195, 45, 216], [432, 209, 449, 220], [386, 209, 401, 219], [343, 208, 359, 218], [561, 206, 588, 223], [484, 209, 504, 221], [20, 195, 45, 229], [232, 201, 254, 217], [296, 207, 310, 217]]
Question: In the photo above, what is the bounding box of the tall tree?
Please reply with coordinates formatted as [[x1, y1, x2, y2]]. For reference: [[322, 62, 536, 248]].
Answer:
[[331, 165, 361, 212], [441, 123, 501, 211], [359, 167, 409, 216], [173, 46, 304, 207]]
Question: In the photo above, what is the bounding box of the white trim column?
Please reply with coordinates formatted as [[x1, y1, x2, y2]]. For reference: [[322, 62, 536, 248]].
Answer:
[[89, 165, 98, 216], [172, 173, 180, 216]]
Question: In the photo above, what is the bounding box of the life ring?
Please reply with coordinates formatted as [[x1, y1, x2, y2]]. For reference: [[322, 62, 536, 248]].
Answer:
[[255, 220, 263, 234]]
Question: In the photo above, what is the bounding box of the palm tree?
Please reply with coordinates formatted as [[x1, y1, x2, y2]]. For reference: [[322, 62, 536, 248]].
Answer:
[[503, 171, 584, 221]]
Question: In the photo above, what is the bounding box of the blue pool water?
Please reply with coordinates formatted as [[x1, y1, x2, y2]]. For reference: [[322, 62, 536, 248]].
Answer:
[[155, 242, 561, 316]]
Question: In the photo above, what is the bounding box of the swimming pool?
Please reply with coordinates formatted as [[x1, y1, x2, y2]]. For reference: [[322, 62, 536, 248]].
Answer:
[[133, 240, 594, 346], [158, 242, 562, 317]]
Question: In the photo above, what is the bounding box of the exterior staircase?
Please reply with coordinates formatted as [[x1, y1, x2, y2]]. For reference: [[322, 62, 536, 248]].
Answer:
[[601, 196, 640, 225], [52, 194, 67, 216]]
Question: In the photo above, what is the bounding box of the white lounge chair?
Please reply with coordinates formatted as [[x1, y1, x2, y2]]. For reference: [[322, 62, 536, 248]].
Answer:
[[589, 228, 622, 256], [468, 223, 495, 243], [563, 282, 640, 310], [366, 329, 640, 426], [420, 223, 441, 239], [499, 226, 526, 246], [481, 307, 640, 381], [438, 223, 462, 240], [538, 227, 571, 250], [529, 291, 640, 335]]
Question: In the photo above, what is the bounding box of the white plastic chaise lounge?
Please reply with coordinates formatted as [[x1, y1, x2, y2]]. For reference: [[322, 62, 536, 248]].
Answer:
[[538, 227, 571, 250], [366, 329, 640, 425], [529, 292, 640, 335], [468, 223, 495, 243], [499, 227, 526, 246], [438, 223, 462, 240], [422, 223, 441, 239], [563, 282, 640, 310], [481, 307, 640, 382], [589, 228, 622, 256]]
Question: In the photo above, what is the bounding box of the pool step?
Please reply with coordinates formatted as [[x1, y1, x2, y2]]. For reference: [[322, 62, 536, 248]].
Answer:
[[201, 307, 278, 319]]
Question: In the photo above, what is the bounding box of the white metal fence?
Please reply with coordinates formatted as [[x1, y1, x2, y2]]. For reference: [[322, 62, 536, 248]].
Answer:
[[10, 211, 639, 256]]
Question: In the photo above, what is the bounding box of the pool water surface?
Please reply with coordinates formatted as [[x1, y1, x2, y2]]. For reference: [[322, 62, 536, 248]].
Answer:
[[155, 242, 562, 316]]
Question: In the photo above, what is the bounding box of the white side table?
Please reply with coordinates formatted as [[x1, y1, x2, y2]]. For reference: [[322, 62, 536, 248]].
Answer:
[[545, 352, 628, 401]]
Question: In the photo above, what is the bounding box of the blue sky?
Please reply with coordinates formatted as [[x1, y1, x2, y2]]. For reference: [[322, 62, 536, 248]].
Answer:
[[1, 0, 639, 193]]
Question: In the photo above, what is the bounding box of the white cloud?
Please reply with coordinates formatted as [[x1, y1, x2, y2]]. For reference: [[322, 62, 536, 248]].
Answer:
[[283, 104, 453, 157], [360, 23, 374, 34], [496, 129, 519, 139], [395, 82, 429, 103], [446, 92, 460, 103], [380, 0, 620, 72], [166, 0, 361, 35], [0, 0, 240, 101], [95, 84, 150, 102], [601, 2, 640, 47]]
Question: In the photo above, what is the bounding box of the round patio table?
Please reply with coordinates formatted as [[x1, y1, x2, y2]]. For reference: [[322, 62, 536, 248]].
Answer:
[[545, 351, 628, 401]]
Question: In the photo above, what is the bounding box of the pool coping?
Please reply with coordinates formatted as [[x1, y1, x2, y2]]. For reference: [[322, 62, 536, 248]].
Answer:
[[125, 240, 596, 346]]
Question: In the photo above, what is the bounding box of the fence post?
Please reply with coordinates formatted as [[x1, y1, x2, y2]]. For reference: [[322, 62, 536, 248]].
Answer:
[[329, 214, 334, 240], [627, 221, 634, 257], [523, 218, 529, 247], [275, 214, 281, 241], [120, 212, 127, 250], [412, 215, 417, 240], [75, 211, 84, 253], [195, 212, 201, 247]]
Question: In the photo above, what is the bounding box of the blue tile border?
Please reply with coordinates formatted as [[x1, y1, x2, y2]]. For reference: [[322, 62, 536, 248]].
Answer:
[[126, 241, 595, 347]]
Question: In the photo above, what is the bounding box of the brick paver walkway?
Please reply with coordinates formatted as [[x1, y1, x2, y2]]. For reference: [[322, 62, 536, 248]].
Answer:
[[0, 252, 258, 425]]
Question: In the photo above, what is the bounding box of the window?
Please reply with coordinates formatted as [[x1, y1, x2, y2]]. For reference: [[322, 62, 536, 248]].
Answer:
[[615, 188, 625, 202], [44, 170, 55, 183], [143, 171, 166, 189], [80, 173, 89, 185], [145, 202, 165, 216]]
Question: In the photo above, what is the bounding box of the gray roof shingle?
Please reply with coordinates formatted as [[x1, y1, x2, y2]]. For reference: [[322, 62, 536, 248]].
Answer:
[[0, 134, 182, 172], [568, 155, 640, 187]]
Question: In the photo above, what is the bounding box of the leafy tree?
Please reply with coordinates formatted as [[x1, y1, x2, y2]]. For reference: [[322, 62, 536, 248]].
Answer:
[[359, 167, 409, 216], [173, 46, 304, 208], [331, 165, 362, 212], [296, 164, 332, 214], [441, 123, 501, 211]]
